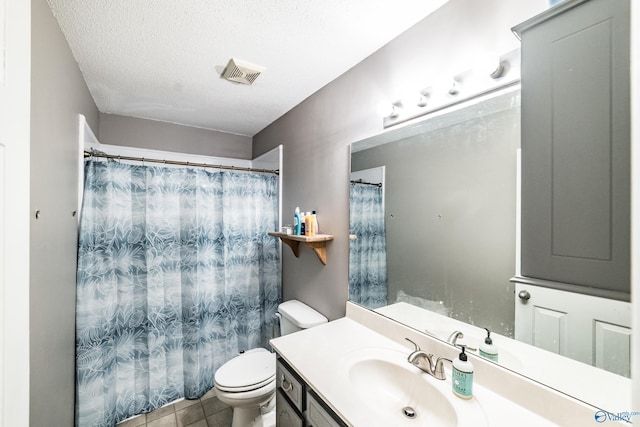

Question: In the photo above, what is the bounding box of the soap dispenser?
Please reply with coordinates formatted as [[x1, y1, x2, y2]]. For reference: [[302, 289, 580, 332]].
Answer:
[[452, 345, 473, 400], [479, 328, 499, 362]]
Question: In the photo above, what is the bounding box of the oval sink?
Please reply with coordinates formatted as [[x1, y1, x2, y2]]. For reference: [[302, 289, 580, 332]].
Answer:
[[341, 348, 487, 427]]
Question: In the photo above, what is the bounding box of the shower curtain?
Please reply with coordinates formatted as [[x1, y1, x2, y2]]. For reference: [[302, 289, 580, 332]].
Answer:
[[349, 182, 388, 309], [75, 159, 280, 427]]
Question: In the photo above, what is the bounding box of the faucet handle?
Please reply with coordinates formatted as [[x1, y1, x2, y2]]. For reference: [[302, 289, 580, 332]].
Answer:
[[405, 337, 421, 352], [456, 343, 478, 352], [433, 357, 452, 380]]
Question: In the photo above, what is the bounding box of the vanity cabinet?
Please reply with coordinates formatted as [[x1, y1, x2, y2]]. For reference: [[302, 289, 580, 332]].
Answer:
[[513, 0, 630, 295], [276, 357, 345, 427]]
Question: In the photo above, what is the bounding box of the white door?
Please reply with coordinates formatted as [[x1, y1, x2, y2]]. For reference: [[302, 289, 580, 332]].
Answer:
[[514, 283, 631, 377], [0, 0, 31, 425]]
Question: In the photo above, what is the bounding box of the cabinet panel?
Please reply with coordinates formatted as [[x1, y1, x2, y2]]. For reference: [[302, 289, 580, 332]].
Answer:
[[594, 321, 631, 377], [306, 391, 343, 427], [276, 390, 303, 427], [551, 19, 612, 261], [516, 0, 630, 293], [533, 307, 567, 354], [276, 359, 304, 413]]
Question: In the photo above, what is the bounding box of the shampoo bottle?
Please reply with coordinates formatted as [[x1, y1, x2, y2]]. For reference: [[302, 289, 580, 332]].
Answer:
[[479, 328, 499, 362], [294, 207, 302, 235], [452, 346, 473, 399], [311, 210, 318, 234], [304, 212, 312, 236], [308, 212, 317, 236]]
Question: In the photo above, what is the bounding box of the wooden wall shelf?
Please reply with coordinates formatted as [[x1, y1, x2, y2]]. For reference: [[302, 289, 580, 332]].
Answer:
[[268, 232, 334, 265]]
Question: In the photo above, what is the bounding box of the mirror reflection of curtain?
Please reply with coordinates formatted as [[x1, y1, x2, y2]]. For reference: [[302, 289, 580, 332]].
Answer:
[[75, 159, 280, 427], [349, 182, 387, 309]]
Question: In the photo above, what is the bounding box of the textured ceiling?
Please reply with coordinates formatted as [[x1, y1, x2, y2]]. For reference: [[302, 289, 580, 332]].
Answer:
[[47, 0, 448, 136]]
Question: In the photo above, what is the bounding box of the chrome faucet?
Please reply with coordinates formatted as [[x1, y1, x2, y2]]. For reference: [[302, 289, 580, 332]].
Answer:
[[404, 338, 451, 380], [447, 331, 464, 346], [447, 331, 477, 351]]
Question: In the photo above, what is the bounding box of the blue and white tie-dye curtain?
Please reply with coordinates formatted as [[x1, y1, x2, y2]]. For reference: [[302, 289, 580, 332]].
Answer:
[[349, 182, 388, 309], [76, 160, 280, 427]]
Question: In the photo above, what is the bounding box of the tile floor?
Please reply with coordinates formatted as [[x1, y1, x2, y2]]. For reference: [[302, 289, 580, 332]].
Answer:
[[116, 388, 233, 427]]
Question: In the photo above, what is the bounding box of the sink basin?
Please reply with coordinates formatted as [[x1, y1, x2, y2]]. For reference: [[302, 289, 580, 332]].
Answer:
[[340, 348, 487, 426], [349, 358, 458, 426]]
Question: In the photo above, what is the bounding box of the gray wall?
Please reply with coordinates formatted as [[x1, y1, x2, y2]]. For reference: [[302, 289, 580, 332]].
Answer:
[[30, 0, 99, 425], [253, 0, 546, 321], [99, 113, 252, 159], [352, 98, 520, 336]]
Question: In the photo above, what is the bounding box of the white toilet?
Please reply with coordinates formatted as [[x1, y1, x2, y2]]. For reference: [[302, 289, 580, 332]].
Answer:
[[214, 300, 328, 427]]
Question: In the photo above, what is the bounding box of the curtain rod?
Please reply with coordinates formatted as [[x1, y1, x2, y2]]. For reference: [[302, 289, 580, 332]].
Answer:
[[350, 179, 382, 187], [84, 150, 279, 175]]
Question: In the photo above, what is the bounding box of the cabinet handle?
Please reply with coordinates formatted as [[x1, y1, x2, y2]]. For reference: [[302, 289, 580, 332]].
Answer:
[[518, 290, 531, 301], [281, 377, 293, 392]]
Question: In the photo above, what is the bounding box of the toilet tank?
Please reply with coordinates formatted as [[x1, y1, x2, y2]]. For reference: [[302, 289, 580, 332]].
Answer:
[[277, 300, 328, 336]]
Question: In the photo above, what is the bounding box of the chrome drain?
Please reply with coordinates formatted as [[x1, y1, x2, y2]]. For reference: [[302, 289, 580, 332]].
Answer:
[[402, 406, 417, 419]]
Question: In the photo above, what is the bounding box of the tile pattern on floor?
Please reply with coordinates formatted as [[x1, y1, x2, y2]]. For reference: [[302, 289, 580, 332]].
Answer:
[[116, 388, 232, 427]]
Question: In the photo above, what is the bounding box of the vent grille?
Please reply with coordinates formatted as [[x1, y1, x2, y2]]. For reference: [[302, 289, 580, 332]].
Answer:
[[222, 58, 265, 85]]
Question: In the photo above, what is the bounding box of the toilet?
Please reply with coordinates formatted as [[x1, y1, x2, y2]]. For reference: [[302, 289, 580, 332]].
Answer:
[[214, 300, 328, 427]]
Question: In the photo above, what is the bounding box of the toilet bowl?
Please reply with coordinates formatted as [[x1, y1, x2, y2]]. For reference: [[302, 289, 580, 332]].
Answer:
[[213, 300, 328, 427], [214, 348, 276, 427]]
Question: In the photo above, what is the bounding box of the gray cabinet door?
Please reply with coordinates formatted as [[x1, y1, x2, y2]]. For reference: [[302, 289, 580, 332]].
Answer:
[[276, 390, 303, 427], [514, 0, 630, 294]]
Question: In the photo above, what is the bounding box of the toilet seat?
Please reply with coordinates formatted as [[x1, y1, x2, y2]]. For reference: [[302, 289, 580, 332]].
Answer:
[[215, 374, 275, 393], [214, 348, 276, 393]]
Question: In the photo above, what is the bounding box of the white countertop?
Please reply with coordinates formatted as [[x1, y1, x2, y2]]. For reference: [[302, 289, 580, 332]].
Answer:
[[271, 314, 591, 426]]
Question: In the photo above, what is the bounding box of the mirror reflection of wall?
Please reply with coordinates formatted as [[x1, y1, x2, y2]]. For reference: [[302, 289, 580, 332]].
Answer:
[[351, 90, 520, 337]]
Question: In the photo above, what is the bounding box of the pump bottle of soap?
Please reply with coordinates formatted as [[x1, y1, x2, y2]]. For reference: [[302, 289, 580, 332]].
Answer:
[[452, 346, 473, 399], [479, 328, 499, 362]]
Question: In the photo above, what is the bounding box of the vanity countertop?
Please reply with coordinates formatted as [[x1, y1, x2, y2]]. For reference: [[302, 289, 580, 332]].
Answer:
[[271, 314, 594, 426]]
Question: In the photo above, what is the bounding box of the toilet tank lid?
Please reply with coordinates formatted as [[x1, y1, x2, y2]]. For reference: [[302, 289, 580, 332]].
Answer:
[[278, 300, 328, 328]]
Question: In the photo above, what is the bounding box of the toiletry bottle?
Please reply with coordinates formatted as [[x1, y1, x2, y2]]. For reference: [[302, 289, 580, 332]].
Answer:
[[479, 328, 498, 362], [312, 210, 318, 234], [308, 212, 317, 236], [304, 212, 312, 236], [452, 346, 473, 399], [294, 207, 302, 235]]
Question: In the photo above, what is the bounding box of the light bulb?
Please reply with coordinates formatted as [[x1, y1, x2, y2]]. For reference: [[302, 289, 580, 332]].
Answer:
[[448, 80, 460, 95], [475, 52, 504, 79], [400, 93, 427, 109], [377, 102, 400, 118]]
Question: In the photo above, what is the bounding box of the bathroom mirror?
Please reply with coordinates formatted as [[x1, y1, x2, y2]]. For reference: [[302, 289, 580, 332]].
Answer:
[[350, 88, 520, 335], [349, 85, 632, 410]]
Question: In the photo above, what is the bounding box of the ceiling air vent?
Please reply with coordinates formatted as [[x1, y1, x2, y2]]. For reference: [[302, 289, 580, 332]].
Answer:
[[221, 58, 265, 85]]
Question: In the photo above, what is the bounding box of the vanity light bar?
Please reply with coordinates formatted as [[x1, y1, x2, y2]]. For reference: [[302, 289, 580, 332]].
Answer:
[[381, 49, 520, 128]]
